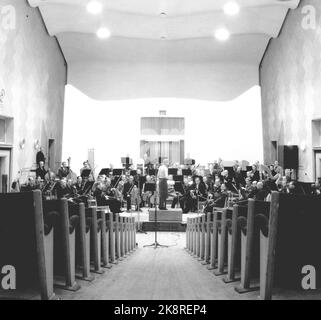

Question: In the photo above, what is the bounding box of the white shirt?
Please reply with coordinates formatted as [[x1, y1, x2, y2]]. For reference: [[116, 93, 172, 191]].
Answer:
[[158, 165, 168, 179]]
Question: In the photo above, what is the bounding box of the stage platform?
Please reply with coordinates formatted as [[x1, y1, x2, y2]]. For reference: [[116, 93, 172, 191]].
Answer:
[[148, 208, 183, 222], [120, 208, 201, 232], [142, 221, 186, 232]]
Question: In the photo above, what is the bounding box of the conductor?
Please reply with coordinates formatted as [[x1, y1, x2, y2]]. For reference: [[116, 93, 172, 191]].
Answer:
[[158, 158, 169, 210]]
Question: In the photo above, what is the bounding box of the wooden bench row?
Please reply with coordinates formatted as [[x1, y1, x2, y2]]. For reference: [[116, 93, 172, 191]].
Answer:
[[0, 191, 136, 300], [186, 191, 321, 299]]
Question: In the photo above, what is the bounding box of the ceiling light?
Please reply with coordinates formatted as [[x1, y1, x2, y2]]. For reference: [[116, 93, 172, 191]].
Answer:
[[87, 1, 103, 15], [96, 27, 111, 39], [223, 1, 240, 16], [215, 28, 230, 41]]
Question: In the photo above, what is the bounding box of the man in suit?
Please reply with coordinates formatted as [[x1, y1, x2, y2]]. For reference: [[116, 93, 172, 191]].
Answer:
[[36, 147, 46, 165]]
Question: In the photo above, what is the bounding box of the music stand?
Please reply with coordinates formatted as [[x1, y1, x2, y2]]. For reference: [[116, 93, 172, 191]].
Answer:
[[148, 169, 158, 176], [173, 175, 183, 182], [182, 169, 192, 176], [144, 183, 168, 249], [113, 169, 123, 176], [168, 168, 178, 176]]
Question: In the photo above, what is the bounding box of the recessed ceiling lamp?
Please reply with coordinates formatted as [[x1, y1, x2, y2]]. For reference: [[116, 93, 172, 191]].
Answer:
[[97, 27, 111, 39], [87, 1, 103, 15], [215, 28, 230, 41], [223, 1, 240, 16]]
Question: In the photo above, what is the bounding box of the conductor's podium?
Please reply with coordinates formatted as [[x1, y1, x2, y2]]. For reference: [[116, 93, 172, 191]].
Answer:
[[143, 208, 186, 232]]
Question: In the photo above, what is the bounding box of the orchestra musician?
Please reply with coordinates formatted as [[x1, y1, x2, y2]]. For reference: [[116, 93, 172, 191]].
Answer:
[[93, 178, 122, 214], [57, 161, 70, 179], [123, 176, 136, 212], [171, 177, 189, 210], [184, 176, 207, 213], [142, 175, 154, 208], [204, 183, 228, 213], [36, 161, 48, 180]]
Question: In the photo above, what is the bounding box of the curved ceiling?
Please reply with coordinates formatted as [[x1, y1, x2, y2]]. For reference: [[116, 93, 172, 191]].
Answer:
[[28, 0, 300, 101]]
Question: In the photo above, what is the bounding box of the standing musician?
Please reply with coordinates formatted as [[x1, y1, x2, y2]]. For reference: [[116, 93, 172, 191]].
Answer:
[[36, 161, 48, 180], [57, 161, 70, 179], [80, 160, 94, 180], [157, 159, 169, 210], [123, 176, 136, 212]]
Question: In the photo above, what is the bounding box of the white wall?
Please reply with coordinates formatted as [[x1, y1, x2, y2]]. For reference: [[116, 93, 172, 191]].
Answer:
[[62, 85, 263, 175]]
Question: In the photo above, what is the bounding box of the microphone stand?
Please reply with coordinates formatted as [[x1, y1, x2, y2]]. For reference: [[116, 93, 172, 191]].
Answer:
[[144, 188, 168, 249]]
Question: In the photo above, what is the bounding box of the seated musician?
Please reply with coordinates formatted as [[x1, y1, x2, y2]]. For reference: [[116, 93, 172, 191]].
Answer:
[[172, 177, 190, 211], [249, 164, 260, 182], [220, 170, 235, 192], [240, 177, 254, 200], [36, 161, 48, 180], [254, 181, 269, 201], [167, 175, 177, 204], [130, 184, 141, 212], [23, 177, 38, 191], [57, 161, 70, 179], [74, 176, 84, 193], [56, 178, 72, 199], [204, 183, 228, 213], [202, 176, 213, 193], [142, 175, 154, 208], [93, 178, 122, 214], [123, 176, 135, 212], [184, 176, 207, 213], [234, 166, 245, 189]]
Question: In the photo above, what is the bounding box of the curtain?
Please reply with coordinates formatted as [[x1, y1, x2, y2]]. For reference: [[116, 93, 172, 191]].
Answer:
[[141, 117, 185, 135]]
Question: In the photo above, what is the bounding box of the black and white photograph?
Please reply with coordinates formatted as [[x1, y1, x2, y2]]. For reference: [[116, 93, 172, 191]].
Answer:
[[1, 0, 321, 305]]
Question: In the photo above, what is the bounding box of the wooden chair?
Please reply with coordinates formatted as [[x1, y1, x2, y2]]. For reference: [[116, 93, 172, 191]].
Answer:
[[0, 191, 55, 300]]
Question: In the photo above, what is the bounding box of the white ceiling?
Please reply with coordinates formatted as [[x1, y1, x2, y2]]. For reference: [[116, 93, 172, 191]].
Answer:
[[28, 0, 300, 101]]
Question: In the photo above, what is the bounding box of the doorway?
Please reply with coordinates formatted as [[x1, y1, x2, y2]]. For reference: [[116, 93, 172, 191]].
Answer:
[[0, 148, 11, 193]]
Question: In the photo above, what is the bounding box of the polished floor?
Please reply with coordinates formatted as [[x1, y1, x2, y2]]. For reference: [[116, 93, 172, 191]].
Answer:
[[54, 232, 321, 300]]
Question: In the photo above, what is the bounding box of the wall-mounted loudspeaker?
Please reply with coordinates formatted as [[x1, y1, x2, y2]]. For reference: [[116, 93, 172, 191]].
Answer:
[[278, 145, 299, 169]]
